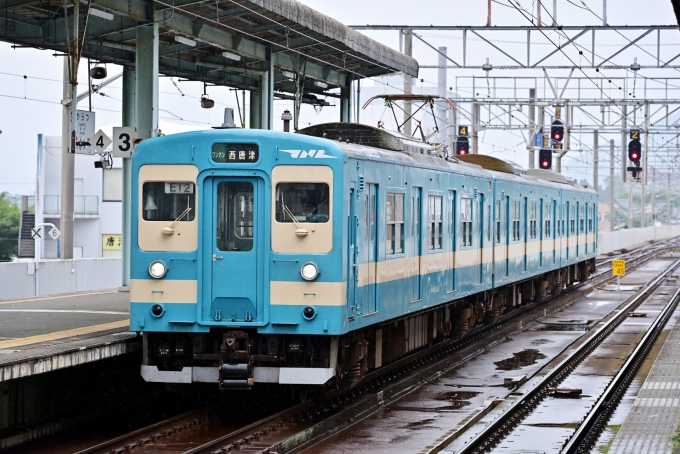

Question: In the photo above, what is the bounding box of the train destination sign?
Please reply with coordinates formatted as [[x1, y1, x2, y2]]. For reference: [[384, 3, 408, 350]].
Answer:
[[212, 143, 259, 163]]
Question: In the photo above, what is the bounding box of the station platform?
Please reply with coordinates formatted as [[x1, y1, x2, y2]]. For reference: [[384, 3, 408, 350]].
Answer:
[[609, 307, 680, 453], [0, 290, 139, 382]]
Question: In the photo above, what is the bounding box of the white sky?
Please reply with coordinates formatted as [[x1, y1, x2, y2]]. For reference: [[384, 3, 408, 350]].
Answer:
[[0, 0, 678, 195]]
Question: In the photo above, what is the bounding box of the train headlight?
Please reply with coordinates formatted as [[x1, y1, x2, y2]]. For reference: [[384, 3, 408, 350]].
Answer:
[[300, 262, 319, 281], [149, 261, 167, 279]]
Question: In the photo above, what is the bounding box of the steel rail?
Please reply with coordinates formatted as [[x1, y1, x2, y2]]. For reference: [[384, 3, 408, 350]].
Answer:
[[455, 256, 680, 454], [563, 287, 680, 453]]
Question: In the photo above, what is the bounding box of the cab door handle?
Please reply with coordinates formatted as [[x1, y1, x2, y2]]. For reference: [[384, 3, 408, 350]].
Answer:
[[212, 254, 223, 261]]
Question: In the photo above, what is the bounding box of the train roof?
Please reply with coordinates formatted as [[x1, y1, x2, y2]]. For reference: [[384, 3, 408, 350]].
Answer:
[[297, 123, 595, 194]]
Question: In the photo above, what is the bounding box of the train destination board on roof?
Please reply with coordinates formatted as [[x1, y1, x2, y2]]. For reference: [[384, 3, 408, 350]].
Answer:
[[212, 143, 259, 163]]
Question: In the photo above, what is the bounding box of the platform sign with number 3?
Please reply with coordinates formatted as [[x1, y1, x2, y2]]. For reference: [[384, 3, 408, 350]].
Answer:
[[113, 126, 136, 158]]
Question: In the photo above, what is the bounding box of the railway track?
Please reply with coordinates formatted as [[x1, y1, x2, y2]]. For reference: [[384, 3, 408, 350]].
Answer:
[[451, 255, 680, 454], [72, 239, 678, 454]]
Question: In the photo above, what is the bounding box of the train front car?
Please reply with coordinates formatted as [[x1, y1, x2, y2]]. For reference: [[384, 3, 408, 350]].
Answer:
[[130, 129, 344, 389]]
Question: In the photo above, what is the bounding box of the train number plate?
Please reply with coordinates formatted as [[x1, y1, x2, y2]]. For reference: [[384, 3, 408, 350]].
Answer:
[[165, 182, 194, 194]]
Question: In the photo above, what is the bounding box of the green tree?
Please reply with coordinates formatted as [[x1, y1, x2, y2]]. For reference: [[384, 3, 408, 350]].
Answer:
[[0, 192, 21, 261]]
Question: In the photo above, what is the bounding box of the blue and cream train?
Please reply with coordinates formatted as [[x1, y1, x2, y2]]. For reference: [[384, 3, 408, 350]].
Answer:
[[130, 123, 597, 389]]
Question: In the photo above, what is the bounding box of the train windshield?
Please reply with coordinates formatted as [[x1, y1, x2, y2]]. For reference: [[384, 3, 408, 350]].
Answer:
[[275, 183, 329, 223], [142, 182, 196, 221]]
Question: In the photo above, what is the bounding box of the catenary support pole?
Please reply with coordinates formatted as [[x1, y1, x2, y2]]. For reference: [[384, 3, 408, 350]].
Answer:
[[250, 90, 261, 129], [652, 167, 656, 225], [135, 23, 159, 139], [668, 173, 672, 225], [528, 88, 535, 168], [593, 130, 599, 191], [628, 185, 633, 229], [403, 30, 413, 136], [610, 139, 615, 232], [437, 47, 448, 145], [60, 3, 79, 260], [121, 67, 135, 289], [641, 183, 646, 228]]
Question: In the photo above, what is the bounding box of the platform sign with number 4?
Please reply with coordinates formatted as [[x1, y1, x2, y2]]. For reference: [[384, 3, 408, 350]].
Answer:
[[613, 259, 626, 276], [113, 126, 136, 158]]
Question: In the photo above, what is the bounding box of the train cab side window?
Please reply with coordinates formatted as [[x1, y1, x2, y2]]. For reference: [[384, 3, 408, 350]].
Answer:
[[495, 200, 501, 243], [580, 205, 585, 233], [570, 204, 576, 234], [275, 183, 329, 223], [386, 193, 405, 255], [589, 205, 595, 232], [544, 203, 551, 238], [460, 197, 473, 247], [512, 201, 520, 241], [142, 182, 196, 221], [428, 196, 443, 250], [529, 202, 537, 239]]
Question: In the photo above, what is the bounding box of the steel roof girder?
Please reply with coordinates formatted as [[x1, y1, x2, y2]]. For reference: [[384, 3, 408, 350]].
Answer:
[[272, 53, 347, 87]]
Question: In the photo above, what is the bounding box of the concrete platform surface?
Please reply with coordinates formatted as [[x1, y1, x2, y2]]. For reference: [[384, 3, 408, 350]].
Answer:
[[609, 314, 680, 453], [0, 291, 138, 382]]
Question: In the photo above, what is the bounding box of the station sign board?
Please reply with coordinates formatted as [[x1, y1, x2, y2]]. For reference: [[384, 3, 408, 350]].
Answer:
[[70, 110, 96, 155]]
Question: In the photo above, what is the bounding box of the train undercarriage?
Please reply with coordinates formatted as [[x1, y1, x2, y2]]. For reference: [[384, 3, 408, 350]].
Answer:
[[143, 260, 595, 390]]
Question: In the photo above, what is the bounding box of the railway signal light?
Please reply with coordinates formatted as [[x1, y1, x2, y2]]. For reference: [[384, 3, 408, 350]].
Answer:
[[628, 138, 641, 164], [539, 149, 552, 169], [456, 136, 470, 155], [550, 120, 565, 143]]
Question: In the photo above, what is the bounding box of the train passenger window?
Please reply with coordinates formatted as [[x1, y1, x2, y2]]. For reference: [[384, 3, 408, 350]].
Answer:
[[486, 204, 491, 242], [142, 182, 196, 221], [495, 200, 501, 243], [216, 182, 253, 252], [580, 205, 585, 233], [428, 196, 443, 250], [545, 203, 551, 238], [570, 205, 576, 234], [275, 183, 329, 223], [386, 193, 405, 255], [512, 201, 520, 241], [589, 205, 594, 232], [461, 197, 472, 247], [529, 202, 537, 239]]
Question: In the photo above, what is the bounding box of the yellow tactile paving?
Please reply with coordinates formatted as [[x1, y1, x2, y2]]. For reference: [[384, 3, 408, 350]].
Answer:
[[0, 319, 130, 349], [0, 290, 119, 306]]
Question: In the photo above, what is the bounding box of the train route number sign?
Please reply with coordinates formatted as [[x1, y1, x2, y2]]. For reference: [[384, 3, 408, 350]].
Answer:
[[612, 260, 626, 276]]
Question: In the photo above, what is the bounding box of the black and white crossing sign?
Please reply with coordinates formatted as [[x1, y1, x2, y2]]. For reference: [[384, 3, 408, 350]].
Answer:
[[113, 126, 136, 158], [31, 225, 60, 240], [91, 129, 112, 154], [31, 227, 41, 239]]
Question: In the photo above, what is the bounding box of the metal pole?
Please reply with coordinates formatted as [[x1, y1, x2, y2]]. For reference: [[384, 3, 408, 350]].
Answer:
[[472, 103, 480, 154], [668, 173, 672, 225], [437, 46, 448, 145], [60, 2, 78, 261], [537, 0, 542, 27], [553, 0, 557, 25], [603, 0, 607, 26], [528, 88, 535, 168], [641, 183, 646, 228], [121, 67, 135, 290], [644, 103, 649, 185], [404, 30, 413, 136], [628, 185, 633, 229], [487, 0, 491, 26], [593, 130, 599, 191], [610, 140, 615, 232], [135, 23, 159, 139], [651, 167, 656, 225], [621, 105, 628, 183]]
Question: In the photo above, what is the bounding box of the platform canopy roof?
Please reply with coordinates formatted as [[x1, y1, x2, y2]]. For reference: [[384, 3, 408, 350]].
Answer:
[[0, 0, 418, 95]]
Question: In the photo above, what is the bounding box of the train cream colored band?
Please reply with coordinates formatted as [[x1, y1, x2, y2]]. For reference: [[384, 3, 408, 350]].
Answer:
[[357, 232, 596, 287], [131, 279, 198, 303]]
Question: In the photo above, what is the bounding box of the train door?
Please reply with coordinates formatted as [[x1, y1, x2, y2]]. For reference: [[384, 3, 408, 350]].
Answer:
[[505, 196, 510, 277], [576, 202, 580, 258], [412, 187, 422, 302], [478, 193, 484, 284], [539, 199, 544, 268], [210, 178, 260, 323], [449, 190, 456, 292], [347, 185, 358, 317], [523, 197, 528, 272], [566, 202, 570, 260], [552, 200, 557, 264], [363, 183, 378, 315]]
